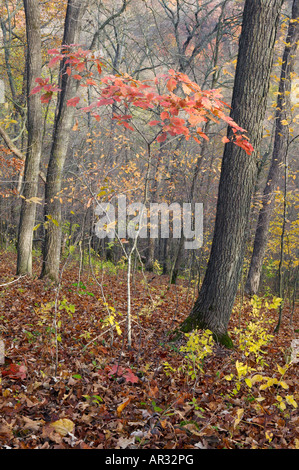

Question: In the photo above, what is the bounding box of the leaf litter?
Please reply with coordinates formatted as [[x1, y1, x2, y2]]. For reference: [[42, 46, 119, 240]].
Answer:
[[0, 251, 298, 449]]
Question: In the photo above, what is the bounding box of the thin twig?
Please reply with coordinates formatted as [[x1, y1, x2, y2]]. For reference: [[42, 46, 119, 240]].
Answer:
[[0, 275, 26, 287]]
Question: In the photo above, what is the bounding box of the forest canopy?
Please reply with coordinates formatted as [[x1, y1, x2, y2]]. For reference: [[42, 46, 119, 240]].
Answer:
[[0, 0, 298, 451]]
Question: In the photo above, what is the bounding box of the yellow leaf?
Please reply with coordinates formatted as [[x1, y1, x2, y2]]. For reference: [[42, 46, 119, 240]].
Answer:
[[252, 374, 264, 384], [234, 408, 244, 429], [245, 378, 252, 388], [279, 380, 289, 390], [50, 418, 75, 436], [285, 395, 298, 408], [279, 401, 286, 411], [27, 196, 43, 205], [280, 119, 289, 125]]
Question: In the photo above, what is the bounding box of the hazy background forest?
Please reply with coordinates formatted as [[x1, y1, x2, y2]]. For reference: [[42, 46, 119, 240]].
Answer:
[[0, 0, 298, 451], [0, 0, 297, 294]]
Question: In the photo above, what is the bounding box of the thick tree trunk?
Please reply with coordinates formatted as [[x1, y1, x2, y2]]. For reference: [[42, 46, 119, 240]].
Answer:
[[180, 0, 283, 346], [41, 0, 85, 282], [245, 0, 299, 296], [17, 0, 42, 275]]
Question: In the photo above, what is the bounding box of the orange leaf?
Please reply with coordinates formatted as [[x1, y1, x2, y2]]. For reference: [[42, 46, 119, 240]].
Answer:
[[160, 111, 169, 120], [117, 397, 131, 417], [167, 77, 177, 92], [72, 119, 79, 131]]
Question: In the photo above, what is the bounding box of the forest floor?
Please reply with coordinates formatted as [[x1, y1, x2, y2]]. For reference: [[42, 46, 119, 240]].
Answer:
[[0, 250, 298, 450]]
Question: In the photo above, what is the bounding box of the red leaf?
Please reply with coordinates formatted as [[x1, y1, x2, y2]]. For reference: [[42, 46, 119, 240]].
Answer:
[[148, 120, 160, 126], [121, 121, 134, 131], [76, 62, 85, 73], [41, 92, 53, 103], [48, 48, 61, 55], [67, 96, 80, 107], [30, 85, 43, 96], [157, 132, 167, 143], [81, 102, 97, 112], [86, 79, 97, 86], [108, 365, 125, 377], [132, 100, 151, 109], [123, 370, 139, 384], [91, 113, 101, 122], [96, 61, 102, 75], [160, 111, 169, 120], [97, 98, 114, 107], [35, 77, 49, 85], [2, 362, 27, 380], [48, 55, 62, 68]]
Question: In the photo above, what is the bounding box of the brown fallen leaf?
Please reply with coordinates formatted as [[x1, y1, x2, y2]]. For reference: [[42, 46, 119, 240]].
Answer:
[[22, 416, 45, 432], [182, 423, 202, 436], [116, 436, 135, 449], [148, 385, 159, 398], [0, 421, 13, 439], [42, 424, 63, 444]]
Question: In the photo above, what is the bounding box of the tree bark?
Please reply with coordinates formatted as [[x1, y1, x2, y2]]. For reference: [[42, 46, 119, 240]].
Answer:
[[245, 0, 299, 296], [41, 0, 85, 282], [180, 0, 283, 346], [17, 0, 42, 275]]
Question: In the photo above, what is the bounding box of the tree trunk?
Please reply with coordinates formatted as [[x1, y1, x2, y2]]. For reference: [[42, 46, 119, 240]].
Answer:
[[245, 0, 299, 296], [17, 0, 42, 275], [41, 0, 85, 282], [180, 0, 283, 346]]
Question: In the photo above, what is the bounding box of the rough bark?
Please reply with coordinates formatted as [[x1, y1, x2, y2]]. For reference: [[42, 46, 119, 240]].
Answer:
[[41, 0, 85, 282], [180, 0, 283, 346], [17, 0, 42, 275], [245, 0, 299, 296]]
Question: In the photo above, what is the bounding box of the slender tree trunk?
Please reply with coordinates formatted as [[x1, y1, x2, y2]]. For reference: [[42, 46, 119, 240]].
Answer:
[[274, 138, 288, 333], [180, 0, 283, 346], [17, 0, 42, 275], [41, 0, 85, 282], [245, 0, 299, 296]]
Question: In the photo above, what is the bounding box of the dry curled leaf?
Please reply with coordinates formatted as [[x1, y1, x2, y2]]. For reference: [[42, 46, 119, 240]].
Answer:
[[116, 436, 135, 449]]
